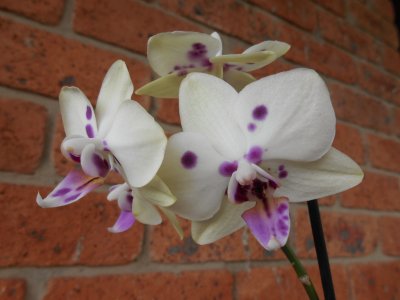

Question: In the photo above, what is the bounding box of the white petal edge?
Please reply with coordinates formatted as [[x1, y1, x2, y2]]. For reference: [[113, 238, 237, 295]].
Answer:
[[132, 191, 162, 225], [191, 198, 255, 245], [137, 175, 176, 207], [105, 100, 167, 187], [96, 60, 134, 137], [264, 147, 364, 202], [236, 68, 335, 161], [59, 87, 98, 138], [180, 72, 246, 159]]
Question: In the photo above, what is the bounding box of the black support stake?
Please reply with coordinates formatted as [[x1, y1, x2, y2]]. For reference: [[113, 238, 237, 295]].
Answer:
[[307, 200, 336, 300]]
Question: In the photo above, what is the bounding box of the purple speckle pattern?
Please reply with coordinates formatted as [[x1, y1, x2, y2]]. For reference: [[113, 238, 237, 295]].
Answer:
[[52, 188, 71, 197], [92, 153, 110, 177], [278, 165, 288, 179], [252, 105, 268, 121], [188, 43, 207, 60], [245, 146, 263, 164], [277, 203, 288, 214], [219, 161, 238, 177], [247, 123, 256, 132], [86, 105, 93, 120], [181, 151, 197, 169], [64, 193, 81, 203], [85, 124, 95, 138], [102, 140, 110, 152]]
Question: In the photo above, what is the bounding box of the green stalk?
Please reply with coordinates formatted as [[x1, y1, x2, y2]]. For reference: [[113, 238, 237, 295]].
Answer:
[[281, 244, 319, 300]]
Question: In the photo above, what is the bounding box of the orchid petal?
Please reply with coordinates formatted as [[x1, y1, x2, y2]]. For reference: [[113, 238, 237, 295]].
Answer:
[[237, 68, 335, 161], [159, 207, 184, 239], [223, 70, 256, 92], [147, 31, 222, 76], [80, 143, 110, 178], [96, 60, 134, 137], [36, 170, 103, 208], [180, 73, 246, 159], [191, 198, 255, 245], [105, 100, 167, 187], [265, 147, 364, 202], [242, 197, 290, 250], [138, 175, 176, 207], [135, 73, 184, 98], [210, 32, 223, 56], [158, 132, 228, 221], [211, 50, 275, 65], [107, 183, 129, 201], [108, 211, 135, 233], [59, 87, 98, 138], [132, 191, 162, 225], [60, 136, 91, 163]]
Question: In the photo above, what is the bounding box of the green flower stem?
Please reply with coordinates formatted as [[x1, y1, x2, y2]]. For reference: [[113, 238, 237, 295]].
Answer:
[[281, 244, 319, 300]]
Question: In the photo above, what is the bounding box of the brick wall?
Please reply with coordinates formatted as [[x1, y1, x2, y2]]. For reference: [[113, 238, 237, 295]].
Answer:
[[0, 0, 399, 299]]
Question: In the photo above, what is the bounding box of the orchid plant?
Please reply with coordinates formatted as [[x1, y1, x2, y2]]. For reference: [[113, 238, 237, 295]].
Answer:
[[37, 31, 364, 300]]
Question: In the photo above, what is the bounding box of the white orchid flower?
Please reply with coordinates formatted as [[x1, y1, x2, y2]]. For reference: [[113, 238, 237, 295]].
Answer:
[[159, 71, 363, 250], [135, 31, 290, 97], [37, 60, 167, 208], [107, 176, 183, 238]]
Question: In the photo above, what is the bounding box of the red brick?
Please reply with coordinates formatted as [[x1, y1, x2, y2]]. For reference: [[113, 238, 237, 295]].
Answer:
[[0, 0, 65, 25], [155, 98, 181, 126], [379, 216, 400, 256], [314, 0, 345, 16], [247, 0, 317, 31], [74, 0, 200, 54], [44, 271, 233, 299], [381, 45, 400, 76], [328, 82, 391, 133], [394, 108, 400, 136], [348, 262, 400, 299], [294, 208, 377, 258], [0, 98, 47, 174], [0, 279, 25, 300], [357, 62, 400, 105], [349, 1, 398, 48], [341, 171, 400, 211], [333, 123, 365, 165], [307, 41, 358, 84], [0, 183, 143, 266], [0, 16, 151, 102], [318, 9, 381, 63], [368, 134, 400, 172], [370, 0, 395, 21], [150, 217, 283, 262], [237, 264, 350, 300]]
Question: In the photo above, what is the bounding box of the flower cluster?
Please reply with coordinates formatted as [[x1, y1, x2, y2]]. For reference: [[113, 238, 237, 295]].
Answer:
[[37, 31, 363, 251]]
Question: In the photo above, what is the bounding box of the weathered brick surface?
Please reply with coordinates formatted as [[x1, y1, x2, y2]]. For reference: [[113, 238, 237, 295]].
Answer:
[[155, 98, 181, 125], [74, 0, 200, 54], [0, 279, 26, 300], [237, 264, 350, 300], [368, 134, 400, 173], [294, 208, 377, 258], [44, 271, 233, 299], [382, 45, 400, 76], [314, 0, 345, 16], [379, 217, 400, 256], [328, 82, 391, 133], [0, 16, 151, 101], [370, 0, 396, 20], [333, 123, 365, 164], [0, 98, 47, 174], [348, 262, 400, 299], [341, 171, 400, 211], [0, 0, 65, 25], [0, 183, 143, 266]]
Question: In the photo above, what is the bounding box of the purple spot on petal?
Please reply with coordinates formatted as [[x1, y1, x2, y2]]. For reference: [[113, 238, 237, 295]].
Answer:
[[277, 203, 288, 214], [69, 153, 81, 163], [181, 151, 197, 169], [234, 184, 250, 203], [64, 193, 81, 203], [247, 123, 256, 132], [102, 140, 110, 152], [85, 124, 94, 138], [126, 194, 133, 204], [283, 215, 289, 220], [269, 180, 278, 189], [52, 188, 71, 197], [278, 165, 285, 171], [219, 161, 238, 177], [252, 105, 268, 120], [245, 146, 263, 164], [92, 154, 110, 177], [86, 106, 92, 120], [279, 170, 288, 179], [277, 219, 289, 234]]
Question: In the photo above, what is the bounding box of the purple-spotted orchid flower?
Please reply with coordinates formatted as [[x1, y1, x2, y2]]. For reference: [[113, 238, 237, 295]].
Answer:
[[158, 71, 363, 250], [135, 31, 290, 98], [37, 60, 167, 208], [107, 176, 183, 238]]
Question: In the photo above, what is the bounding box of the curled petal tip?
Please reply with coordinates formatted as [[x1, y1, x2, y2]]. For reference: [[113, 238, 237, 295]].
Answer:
[[36, 192, 45, 207]]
